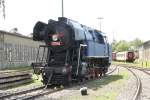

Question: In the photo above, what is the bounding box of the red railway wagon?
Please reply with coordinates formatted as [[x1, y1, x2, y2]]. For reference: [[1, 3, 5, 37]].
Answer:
[[116, 51, 135, 62], [112, 52, 116, 61]]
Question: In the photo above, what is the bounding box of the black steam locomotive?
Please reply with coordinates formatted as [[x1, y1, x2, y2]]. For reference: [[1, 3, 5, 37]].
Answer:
[[32, 17, 112, 85]]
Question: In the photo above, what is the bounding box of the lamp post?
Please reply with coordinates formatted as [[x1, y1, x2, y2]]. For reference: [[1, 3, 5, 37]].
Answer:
[[61, 0, 64, 17], [97, 17, 104, 31]]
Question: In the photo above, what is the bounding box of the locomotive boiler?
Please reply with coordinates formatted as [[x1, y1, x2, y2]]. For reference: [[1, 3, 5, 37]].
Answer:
[[32, 17, 112, 85]]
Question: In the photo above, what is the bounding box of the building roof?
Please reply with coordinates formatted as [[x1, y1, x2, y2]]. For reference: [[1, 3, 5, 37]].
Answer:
[[143, 40, 150, 46], [0, 30, 32, 40], [139, 40, 150, 49]]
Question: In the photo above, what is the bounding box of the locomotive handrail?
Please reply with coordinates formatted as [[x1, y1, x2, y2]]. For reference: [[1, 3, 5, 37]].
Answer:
[[76, 44, 87, 75], [36, 45, 48, 64]]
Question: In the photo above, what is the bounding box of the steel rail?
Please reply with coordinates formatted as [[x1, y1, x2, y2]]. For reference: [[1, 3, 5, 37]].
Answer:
[[0, 86, 45, 99], [16, 88, 63, 100], [122, 66, 142, 100], [107, 65, 118, 75]]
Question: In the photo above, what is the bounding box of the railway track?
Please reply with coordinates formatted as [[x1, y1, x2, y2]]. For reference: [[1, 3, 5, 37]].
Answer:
[[0, 71, 32, 89], [0, 66, 117, 100], [119, 64, 150, 100], [0, 70, 32, 74], [127, 66, 150, 100], [0, 86, 44, 99], [0, 85, 63, 100], [12, 87, 63, 100], [107, 65, 117, 75], [118, 64, 150, 71], [128, 66, 150, 75], [123, 67, 142, 100], [118, 64, 150, 74]]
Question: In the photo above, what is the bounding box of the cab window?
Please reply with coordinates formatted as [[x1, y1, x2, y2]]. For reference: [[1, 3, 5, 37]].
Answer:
[[94, 31, 104, 44]]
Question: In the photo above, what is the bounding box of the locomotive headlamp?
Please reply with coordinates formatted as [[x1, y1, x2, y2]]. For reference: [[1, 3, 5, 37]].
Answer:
[[80, 44, 87, 47], [52, 34, 58, 41]]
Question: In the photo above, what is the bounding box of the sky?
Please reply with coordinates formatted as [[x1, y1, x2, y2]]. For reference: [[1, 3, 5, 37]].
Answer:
[[0, 0, 150, 43]]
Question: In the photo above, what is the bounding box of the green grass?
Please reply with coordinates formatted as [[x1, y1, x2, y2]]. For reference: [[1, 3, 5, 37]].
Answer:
[[134, 59, 150, 67], [112, 60, 150, 68], [95, 91, 117, 100], [87, 75, 123, 90], [31, 74, 43, 85], [68, 91, 117, 100], [64, 70, 129, 100], [1, 66, 32, 71]]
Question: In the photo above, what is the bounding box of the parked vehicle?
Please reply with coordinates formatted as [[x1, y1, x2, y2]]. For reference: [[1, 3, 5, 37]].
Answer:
[[115, 51, 135, 62], [32, 17, 112, 85]]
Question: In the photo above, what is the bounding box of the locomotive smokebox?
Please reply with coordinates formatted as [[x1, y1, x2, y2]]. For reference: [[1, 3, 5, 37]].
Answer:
[[44, 21, 74, 52], [33, 21, 47, 41]]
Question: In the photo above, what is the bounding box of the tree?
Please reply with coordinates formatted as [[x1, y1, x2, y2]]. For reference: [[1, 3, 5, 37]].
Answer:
[[129, 38, 143, 50], [115, 40, 129, 52], [111, 38, 143, 52], [9, 28, 19, 33], [0, 0, 5, 19], [111, 39, 118, 52], [111, 40, 129, 52]]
